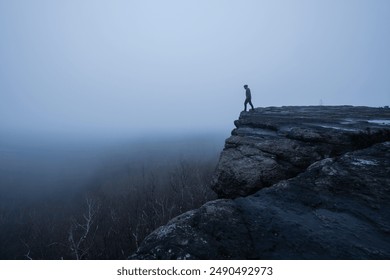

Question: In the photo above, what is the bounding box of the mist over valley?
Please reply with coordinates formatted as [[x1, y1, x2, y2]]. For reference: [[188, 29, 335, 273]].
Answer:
[[0, 132, 223, 259]]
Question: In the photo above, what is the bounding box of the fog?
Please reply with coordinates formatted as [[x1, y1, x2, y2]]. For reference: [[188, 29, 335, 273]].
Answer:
[[0, 1, 390, 259], [0, 133, 223, 202], [0, 131, 222, 259], [1, 0, 389, 137]]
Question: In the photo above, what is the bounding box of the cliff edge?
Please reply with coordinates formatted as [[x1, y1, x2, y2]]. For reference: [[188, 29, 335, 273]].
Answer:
[[213, 106, 390, 198], [130, 106, 390, 259]]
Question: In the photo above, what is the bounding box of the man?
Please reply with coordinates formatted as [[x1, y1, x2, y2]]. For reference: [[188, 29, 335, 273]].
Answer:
[[243, 84, 254, 111]]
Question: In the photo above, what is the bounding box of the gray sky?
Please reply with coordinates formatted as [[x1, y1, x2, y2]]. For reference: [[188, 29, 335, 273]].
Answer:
[[1, 0, 389, 138]]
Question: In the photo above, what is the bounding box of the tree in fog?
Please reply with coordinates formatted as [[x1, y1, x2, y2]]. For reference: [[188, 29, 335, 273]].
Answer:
[[68, 197, 99, 260]]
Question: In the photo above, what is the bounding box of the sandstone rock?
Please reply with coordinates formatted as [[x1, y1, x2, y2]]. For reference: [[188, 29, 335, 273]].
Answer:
[[131, 142, 390, 259], [130, 106, 390, 260], [212, 106, 390, 198]]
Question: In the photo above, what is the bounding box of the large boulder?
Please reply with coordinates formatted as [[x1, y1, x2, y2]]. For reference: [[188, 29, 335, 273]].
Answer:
[[130, 106, 390, 259], [212, 106, 390, 198], [131, 142, 390, 259]]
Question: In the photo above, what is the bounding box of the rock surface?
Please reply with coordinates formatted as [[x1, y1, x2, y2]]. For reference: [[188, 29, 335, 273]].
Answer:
[[213, 106, 390, 198], [130, 106, 390, 260]]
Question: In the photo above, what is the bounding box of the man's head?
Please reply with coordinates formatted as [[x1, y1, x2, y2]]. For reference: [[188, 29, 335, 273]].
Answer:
[[243, 84, 248, 89]]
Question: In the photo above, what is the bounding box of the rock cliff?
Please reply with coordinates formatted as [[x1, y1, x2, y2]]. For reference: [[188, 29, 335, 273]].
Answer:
[[213, 106, 390, 198], [130, 106, 390, 259]]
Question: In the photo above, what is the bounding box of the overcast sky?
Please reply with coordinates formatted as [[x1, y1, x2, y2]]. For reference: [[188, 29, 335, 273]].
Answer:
[[1, 0, 389, 138]]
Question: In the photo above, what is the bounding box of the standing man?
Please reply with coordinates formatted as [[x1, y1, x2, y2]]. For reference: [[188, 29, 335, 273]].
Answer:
[[243, 84, 254, 111]]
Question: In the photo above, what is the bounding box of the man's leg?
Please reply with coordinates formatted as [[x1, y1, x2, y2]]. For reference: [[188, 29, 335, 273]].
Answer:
[[244, 100, 248, 111], [249, 100, 254, 110]]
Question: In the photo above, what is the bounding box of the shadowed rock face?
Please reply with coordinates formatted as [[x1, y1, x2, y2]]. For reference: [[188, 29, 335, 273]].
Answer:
[[130, 106, 390, 260], [212, 106, 390, 198]]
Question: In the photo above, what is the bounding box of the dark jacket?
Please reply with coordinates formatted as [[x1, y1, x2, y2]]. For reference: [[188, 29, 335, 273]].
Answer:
[[245, 88, 252, 99]]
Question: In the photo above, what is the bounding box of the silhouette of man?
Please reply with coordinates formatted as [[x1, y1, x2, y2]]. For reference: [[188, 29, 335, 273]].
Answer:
[[243, 84, 254, 111]]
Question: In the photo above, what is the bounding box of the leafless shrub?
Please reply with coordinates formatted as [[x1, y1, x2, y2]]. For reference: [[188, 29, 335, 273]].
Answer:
[[68, 197, 99, 259]]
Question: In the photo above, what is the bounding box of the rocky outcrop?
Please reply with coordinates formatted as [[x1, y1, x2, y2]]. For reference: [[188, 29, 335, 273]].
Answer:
[[130, 106, 390, 259], [212, 106, 390, 198]]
